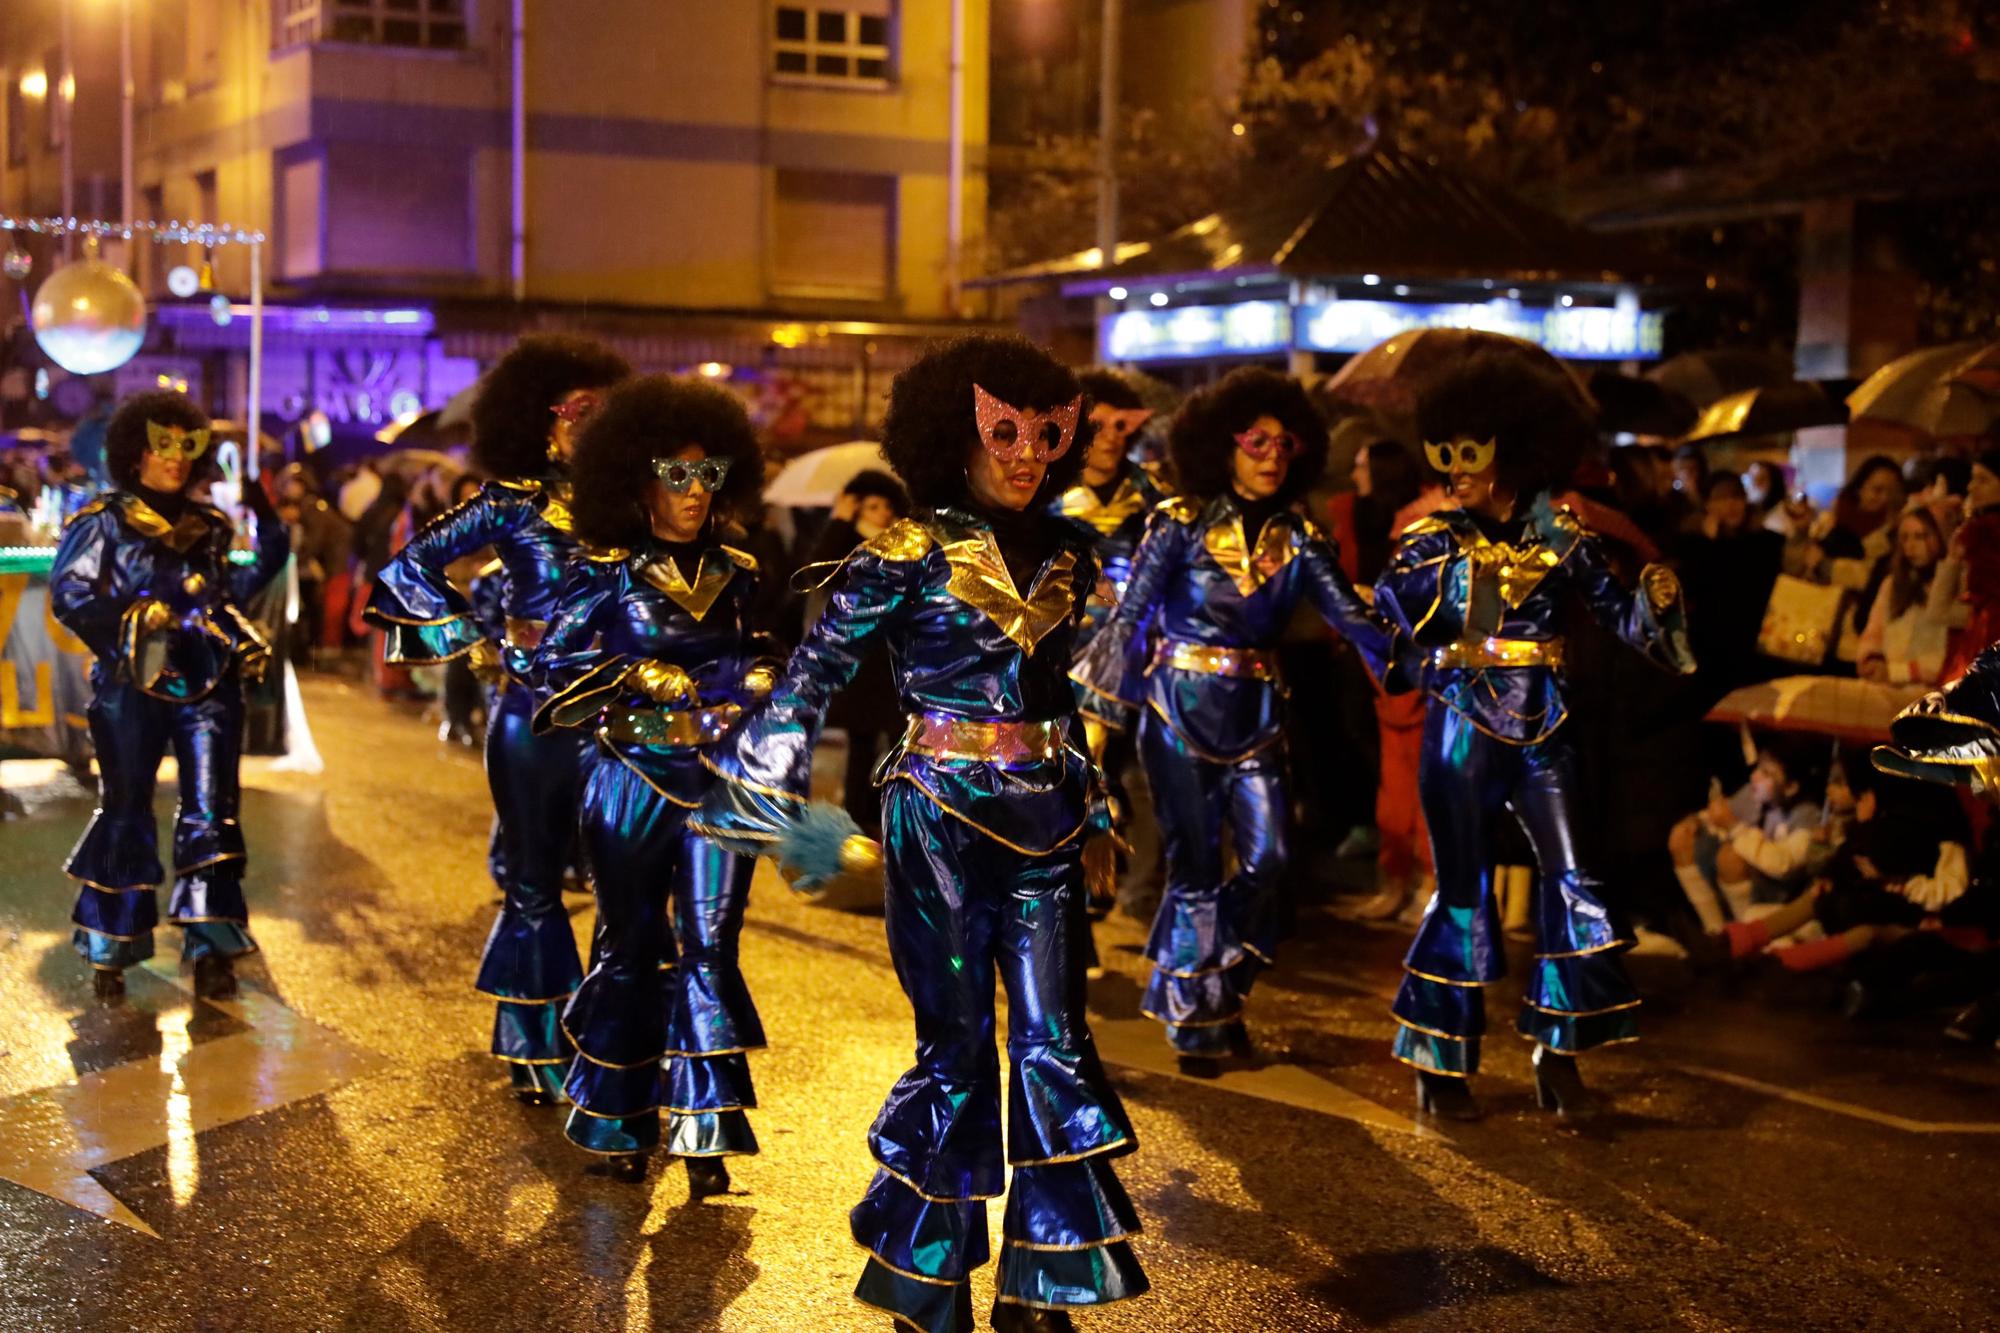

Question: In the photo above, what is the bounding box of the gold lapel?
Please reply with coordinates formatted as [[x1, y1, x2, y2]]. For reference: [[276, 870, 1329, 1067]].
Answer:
[[1204, 505, 1299, 597], [941, 528, 1079, 654], [1460, 529, 1562, 609], [538, 481, 576, 534], [1057, 474, 1148, 536], [640, 550, 734, 622], [121, 495, 211, 553]]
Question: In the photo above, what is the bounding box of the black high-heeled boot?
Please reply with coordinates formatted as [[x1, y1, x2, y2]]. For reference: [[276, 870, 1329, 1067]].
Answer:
[[92, 969, 126, 1004], [685, 1155, 730, 1199], [1531, 1047, 1603, 1123], [606, 1152, 650, 1183], [1177, 1053, 1222, 1079], [193, 954, 238, 1000], [1413, 1070, 1482, 1121], [509, 1064, 559, 1106], [991, 1299, 1076, 1332]]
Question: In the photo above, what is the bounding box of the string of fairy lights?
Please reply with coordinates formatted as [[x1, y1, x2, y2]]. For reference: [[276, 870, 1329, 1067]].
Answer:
[[0, 215, 267, 247]]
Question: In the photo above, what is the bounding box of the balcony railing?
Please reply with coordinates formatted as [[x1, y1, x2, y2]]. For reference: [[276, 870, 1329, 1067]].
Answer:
[[274, 0, 468, 52]]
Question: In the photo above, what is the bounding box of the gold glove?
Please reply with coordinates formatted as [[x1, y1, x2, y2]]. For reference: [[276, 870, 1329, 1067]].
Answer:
[[839, 834, 884, 876], [741, 663, 779, 699], [1082, 832, 1119, 910], [1641, 563, 1681, 611], [467, 638, 504, 684], [238, 637, 272, 685], [625, 658, 695, 705], [136, 597, 175, 635]]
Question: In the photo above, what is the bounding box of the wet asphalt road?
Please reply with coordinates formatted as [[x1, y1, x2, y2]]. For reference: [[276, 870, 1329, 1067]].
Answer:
[[3, 674, 1999, 1332]]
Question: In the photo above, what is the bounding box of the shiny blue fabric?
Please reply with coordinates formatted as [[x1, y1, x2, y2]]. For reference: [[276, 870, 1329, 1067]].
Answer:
[[1389, 690, 1640, 1076], [1051, 462, 1173, 651], [51, 492, 286, 970], [1072, 494, 1391, 1051], [532, 539, 768, 1157], [693, 507, 1146, 1329], [365, 479, 586, 1074], [1374, 501, 1689, 1075]]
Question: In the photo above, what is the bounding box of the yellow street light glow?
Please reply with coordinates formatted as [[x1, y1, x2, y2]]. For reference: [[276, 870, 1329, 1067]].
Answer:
[[19, 70, 48, 99], [697, 361, 732, 379]]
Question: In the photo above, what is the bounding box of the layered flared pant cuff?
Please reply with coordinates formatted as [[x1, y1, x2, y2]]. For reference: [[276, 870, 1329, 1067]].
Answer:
[[72, 924, 156, 971], [1391, 969, 1488, 1076], [1139, 967, 1244, 1055], [562, 1059, 660, 1154], [995, 1239, 1148, 1312], [666, 1048, 759, 1156], [72, 881, 159, 952], [473, 903, 585, 1003], [851, 1167, 990, 1332], [1518, 945, 1641, 1054], [66, 815, 163, 893], [493, 996, 574, 1064], [854, 1258, 974, 1333]]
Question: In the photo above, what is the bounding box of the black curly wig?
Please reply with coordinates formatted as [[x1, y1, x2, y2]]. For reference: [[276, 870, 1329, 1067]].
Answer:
[[106, 390, 210, 490], [1079, 367, 1145, 412], [470, 334, 631, 480], [881, 334, 1093, 508], [1168, 367, 1327, 505], [1416, 351, 1595, 500], [567, 375, 764, 551], [843, 467, 911, 517]]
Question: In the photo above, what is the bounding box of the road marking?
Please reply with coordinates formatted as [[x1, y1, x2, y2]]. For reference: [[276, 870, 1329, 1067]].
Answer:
[[0, 963, 388, 1236], [1678, 1064, 2000, 1134]]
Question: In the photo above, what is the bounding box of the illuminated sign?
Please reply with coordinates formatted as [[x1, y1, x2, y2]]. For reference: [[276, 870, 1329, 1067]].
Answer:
[[1100, 299, 1290, 362], [1294, 298, 1664, 361], [1100, 297, 1666, 364]]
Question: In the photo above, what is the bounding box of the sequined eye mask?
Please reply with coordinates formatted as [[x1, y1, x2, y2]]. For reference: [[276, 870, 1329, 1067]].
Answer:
[[145, 421, 211, 462], [551, 391, 604, 425], [974, 384, 1082, 464], [1233, 427, 1303, 460], [1425, 437, 1498, 476], [1093, 406, 1154, 441], [651, 456, 732, 494]]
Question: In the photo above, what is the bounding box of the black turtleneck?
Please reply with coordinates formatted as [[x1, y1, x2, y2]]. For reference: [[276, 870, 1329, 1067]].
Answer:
[[1229, 490, 1289, 539], [1086, 464, 1130, 506], [133, 484, 189, 522], [973, 500, 1062, 589], [1465, 507, 1530, 545], [648, 535, 709, 573]]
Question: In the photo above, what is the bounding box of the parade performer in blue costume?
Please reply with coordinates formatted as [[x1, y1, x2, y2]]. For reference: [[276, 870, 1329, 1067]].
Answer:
[[1072, 368, 1395, 1074], [697, 335, 1146, 1333], [51, 391, 289, 1001], [1371, 353, 1694, 1122], [1051, 370, 1170, 955], [365, 334, 629, 1105], [530, 375, 776, 1197]]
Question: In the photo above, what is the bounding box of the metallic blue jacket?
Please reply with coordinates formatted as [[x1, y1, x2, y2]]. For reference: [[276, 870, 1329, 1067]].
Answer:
[[1051, 461, 1174, 646], [528, 539, 775, 798], [50, 491, 289, 699], [1071, 493, 1394, 764], [1372, 501, 1695, 744], [366, 476, 577, 666], [698, 507, 1100, 856]]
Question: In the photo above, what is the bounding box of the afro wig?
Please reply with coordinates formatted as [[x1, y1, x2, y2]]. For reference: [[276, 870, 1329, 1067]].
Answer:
[[567, 374, 765, 551], [842, 467, 911, 517], [470, 334, 631, 480], [880, 333, 1092, 508], [1168, 366, 1327, 506], [1079, 367, 1145, 412], [1416, 351, 1595, 500], [106, 389, 210, 491]]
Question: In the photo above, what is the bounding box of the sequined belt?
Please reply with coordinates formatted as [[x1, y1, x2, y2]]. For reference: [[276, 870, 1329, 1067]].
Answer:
[[1152, 639, 1282, 682], [902, 713, 1066, 765], [1430, 636, 1565, 670], [598, 701, 741, 748]]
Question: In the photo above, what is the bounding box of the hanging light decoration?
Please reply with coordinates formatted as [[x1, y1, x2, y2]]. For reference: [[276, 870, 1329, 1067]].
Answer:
[[30, 237, 148, 376], [2, 248, 31, 281]]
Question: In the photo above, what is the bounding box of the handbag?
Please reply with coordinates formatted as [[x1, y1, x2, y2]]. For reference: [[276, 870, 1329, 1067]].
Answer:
[[1757, 573, 1844, 665]]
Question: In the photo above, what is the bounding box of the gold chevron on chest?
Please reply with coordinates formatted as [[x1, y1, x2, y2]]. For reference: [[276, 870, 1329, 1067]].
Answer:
[[639, 551, 734, 621], [1461, 533, 1562, 609], [1057, 476, 1148, 536], [1204, 515, 1298, 597], [941, 532, 1078, 654], [536, 481, 576, 534]]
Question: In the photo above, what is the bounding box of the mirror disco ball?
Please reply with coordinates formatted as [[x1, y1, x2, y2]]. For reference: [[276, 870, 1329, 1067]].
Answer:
[[32, 257, 148, 376]]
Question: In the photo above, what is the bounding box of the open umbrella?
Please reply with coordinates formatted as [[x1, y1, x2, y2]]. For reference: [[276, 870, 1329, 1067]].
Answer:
[[1681, 382, 1846, 446], [1847, 341, 2000, 440], [764, 440, 891, 508], [1319, 328, 1594, 430], [1647, 348, 1794, 408], [1707, 675, 1928, 745], [1589, 370, 1698, 439]]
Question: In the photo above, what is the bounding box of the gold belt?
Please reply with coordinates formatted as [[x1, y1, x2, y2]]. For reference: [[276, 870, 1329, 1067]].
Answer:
[[903, 713, 1065, 765], [1430, 636, 1565, 670], [598, 702, 741, 748], [1153, 640, 1281, 682]]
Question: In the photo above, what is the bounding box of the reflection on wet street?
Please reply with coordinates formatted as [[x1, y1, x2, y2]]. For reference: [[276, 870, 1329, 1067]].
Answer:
[[4, 675, 1998, 1330]]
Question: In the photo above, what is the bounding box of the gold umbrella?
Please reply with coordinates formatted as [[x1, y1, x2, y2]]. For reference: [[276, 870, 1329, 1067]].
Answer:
[[1847, 341, 1998, 438], [1682, 382, 1845, 446]]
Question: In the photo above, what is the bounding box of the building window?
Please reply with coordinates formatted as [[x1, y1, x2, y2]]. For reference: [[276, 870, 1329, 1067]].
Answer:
[[274, 0, 467, 52], [772, 169, 895, 301], [772, 3, 893, 86]]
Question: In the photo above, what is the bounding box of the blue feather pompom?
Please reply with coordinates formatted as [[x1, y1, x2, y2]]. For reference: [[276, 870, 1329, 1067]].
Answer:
[[776, 801, 866, 891]]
